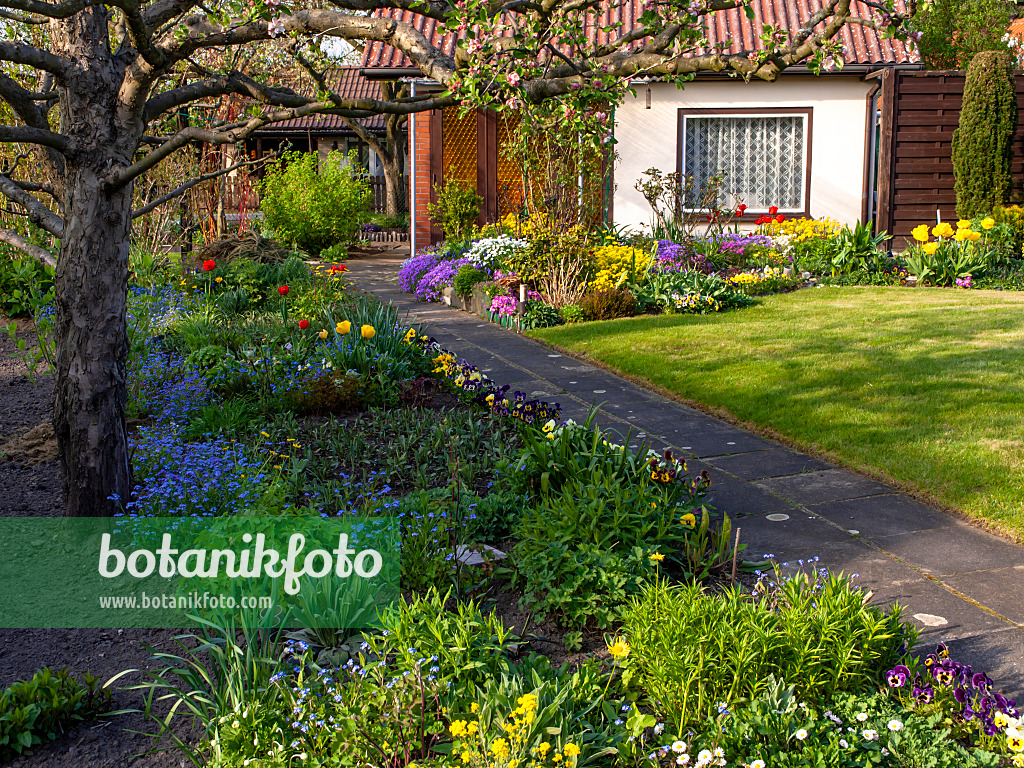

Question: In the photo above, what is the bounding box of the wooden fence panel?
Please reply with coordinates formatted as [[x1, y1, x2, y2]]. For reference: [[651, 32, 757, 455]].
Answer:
[[878, 70, 1024, 245]]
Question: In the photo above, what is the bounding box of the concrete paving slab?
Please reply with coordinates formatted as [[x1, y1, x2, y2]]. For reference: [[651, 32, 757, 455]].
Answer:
[[872, 525, 1024, 578], [707, 449, 834, 480], [755, 469, 896, 505], [809, 494, 957, 539], [938, 628, 1024, 701], [938, 567, 1024, 626], [698, 466, 795, 516], [727, 508, 859, 557]]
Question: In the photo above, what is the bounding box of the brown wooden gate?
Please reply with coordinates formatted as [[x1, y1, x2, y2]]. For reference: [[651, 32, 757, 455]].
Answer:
[[876, 70, 1024, 246]]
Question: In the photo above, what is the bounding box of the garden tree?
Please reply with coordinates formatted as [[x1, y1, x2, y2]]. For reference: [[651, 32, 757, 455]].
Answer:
[[0, 0, 916, 517], [913, 0, 1010, 69], [951, 49, 1017, 218]]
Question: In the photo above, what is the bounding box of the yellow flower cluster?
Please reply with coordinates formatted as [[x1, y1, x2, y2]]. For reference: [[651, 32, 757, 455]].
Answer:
[[727, 267, 786, 286], [449, 694, 581, 768], [758, 216, 842, 241], [911, 218, 991, 255], [433, 352, 458, 376], [590, 245, 651, 292]]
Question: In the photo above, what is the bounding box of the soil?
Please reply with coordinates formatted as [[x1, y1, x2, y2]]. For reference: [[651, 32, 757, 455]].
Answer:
[[0, 318, 191, 768]]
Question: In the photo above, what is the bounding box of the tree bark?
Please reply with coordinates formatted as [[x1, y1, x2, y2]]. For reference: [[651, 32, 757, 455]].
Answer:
[[50, 9, 137, 516]]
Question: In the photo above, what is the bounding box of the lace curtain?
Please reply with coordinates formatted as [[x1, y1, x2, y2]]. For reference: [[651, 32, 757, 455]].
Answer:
[[683, 114, 806, 211]]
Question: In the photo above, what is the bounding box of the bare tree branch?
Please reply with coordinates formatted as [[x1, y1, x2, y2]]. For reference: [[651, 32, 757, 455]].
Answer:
[[0, 173, 64, 238], [131, 152, 268, 218], [143, 72, 308, 123], [0, 125, 69, 152], [0, 227, 55, 267], [0, 40, 71, 76]]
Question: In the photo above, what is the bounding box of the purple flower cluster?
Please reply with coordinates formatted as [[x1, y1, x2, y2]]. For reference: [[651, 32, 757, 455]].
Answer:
[[397, 248, 447, 293], [416, 257, 475, 302], [888, 642, 1017, 733], [714, 233, 773, 256], [655, 240, 714, 274], [489, 294, 518, 318]]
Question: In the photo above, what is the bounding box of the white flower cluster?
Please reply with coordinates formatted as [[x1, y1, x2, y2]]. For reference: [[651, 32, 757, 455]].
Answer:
[[464, 235, 530, 271]]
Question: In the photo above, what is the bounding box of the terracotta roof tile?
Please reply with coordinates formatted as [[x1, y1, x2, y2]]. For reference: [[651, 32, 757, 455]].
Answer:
[[261, 67, 387, 132], [362, 0, 919, 69]]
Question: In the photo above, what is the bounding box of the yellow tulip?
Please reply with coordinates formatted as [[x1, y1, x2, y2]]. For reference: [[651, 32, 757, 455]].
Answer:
[[957, 219, 972, 230], [953, 230, 968, 242], [336, 321, 351, 335], [969, 231, 981, 242], [360, 324, 376, 339], [911, 224, 930, 243], [932, 222, 954, 239], [982, 217, 995, 230], [318, 329, 328, 339], [923, 242, 939, 255]]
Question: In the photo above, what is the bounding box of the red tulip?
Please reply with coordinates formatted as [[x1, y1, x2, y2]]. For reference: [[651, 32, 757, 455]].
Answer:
[[278, 285, 290, 296], [738, 204, 747, 212], [202, 260, 216, 272], [298, 319, 310, 330], [776, 214, 785, 223], [768, 206, 779, 216]]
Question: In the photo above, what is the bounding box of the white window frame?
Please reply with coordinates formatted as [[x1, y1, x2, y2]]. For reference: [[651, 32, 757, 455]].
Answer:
[[677, 108, 812, 216]]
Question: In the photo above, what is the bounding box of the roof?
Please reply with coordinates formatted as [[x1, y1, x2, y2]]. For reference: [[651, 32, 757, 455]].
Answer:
[[1011, 18, 1024, 39], [260, 67, 387, 133], [361, 0, 919, 70]]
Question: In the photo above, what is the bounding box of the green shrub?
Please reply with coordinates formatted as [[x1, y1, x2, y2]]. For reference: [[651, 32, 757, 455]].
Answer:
[[318, 242, 348, 262], [0, 668, 112, 761], [260, 150, 372, 255], [993, 204, 1024, 254], [453, 264, 489, 297], [580, 287, 638, 321], [952, 50, 1017, 219], [622, 570, 916, 732], [0, 247, 54, 318], [520, 300, 564, 329], [559, 304, 584, 323], [427, 179, 482, 242]]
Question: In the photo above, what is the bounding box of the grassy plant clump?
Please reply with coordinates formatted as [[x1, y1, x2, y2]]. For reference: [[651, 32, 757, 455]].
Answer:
[[621, 568, 916, 732]]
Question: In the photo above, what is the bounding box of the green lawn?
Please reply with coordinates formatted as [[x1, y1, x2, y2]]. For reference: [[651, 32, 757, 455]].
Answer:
[[530, 287, 1024, 539]]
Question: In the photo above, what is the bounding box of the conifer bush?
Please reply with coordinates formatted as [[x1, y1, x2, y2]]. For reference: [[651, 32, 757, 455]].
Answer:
[[951, 50, 1018, 219]]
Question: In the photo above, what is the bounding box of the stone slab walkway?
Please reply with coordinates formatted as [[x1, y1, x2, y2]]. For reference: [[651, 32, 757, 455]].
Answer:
[[346, 254, 1024, 698]]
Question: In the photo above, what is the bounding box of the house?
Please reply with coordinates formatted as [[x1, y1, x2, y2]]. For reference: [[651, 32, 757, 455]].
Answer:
[[359, 1, 920, 249], [247, 66, 407, 212]]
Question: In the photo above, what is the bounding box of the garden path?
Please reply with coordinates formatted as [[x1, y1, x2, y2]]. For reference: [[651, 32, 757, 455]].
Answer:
[[345, 252, 1024, 698]]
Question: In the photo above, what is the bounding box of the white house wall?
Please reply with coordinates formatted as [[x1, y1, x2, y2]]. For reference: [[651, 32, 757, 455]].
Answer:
[[613, 76, 873, 230]]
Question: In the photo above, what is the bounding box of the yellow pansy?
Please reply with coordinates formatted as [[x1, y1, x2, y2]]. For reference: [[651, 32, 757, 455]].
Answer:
[[681, 512, 697, 528]]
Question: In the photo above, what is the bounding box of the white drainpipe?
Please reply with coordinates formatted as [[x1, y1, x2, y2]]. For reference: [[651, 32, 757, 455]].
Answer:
[[409, 81, 417, 257]]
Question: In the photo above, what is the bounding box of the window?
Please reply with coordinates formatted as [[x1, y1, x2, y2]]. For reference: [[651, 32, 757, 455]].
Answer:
[[678, 108, 811, 214]]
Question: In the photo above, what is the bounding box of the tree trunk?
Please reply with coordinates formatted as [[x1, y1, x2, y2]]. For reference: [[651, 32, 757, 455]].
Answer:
[[380, 152, 404, 219], [51, 10, 137, 516]]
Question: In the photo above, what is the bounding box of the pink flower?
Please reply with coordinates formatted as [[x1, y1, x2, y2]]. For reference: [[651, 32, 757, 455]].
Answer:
[[267, 17, 285, 36], [507, 71, 521, 86]]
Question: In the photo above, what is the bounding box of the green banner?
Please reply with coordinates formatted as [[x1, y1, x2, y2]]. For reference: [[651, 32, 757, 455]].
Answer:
[[0, 516, 399, 629]]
